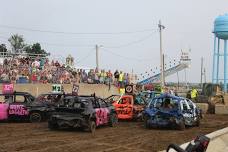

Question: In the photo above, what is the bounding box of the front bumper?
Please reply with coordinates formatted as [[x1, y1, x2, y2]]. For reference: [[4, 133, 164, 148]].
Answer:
[[147, 116, 180, 128]]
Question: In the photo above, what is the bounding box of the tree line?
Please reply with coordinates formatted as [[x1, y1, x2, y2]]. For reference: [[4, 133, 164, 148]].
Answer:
[[0, 34, 48, 56]]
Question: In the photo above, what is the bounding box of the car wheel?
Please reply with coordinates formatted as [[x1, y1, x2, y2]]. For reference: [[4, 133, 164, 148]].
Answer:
[[144, 115, 150, 129], [48, 121, 59, 130], [177, 118, 185, 130], [88, 120, 96, 134], [109, 113, 118, 127], [30, 112, 42, 123]]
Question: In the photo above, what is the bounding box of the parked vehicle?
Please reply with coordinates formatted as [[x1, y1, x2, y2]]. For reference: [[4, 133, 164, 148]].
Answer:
[[48, 95, 118, 133], [143, 94, 202, 130]]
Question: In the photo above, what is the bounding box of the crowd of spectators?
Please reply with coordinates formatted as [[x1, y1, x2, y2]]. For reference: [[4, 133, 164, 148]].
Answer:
[[0, 56, 134, 86]]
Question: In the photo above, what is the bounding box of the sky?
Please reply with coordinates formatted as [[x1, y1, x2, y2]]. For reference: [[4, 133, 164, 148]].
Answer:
[[0, 0, 227, 83]]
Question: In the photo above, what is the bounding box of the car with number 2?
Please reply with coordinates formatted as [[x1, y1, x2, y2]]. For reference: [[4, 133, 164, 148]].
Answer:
[[48, 95, 118, 133], [143, 94, 202, 130]]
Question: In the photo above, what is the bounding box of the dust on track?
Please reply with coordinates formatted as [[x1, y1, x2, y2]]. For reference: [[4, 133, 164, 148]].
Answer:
[[0, 114, 228, 152]]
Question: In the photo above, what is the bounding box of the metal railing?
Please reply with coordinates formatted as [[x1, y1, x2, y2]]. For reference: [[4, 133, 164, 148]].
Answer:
[[0, 51, 50, 59]]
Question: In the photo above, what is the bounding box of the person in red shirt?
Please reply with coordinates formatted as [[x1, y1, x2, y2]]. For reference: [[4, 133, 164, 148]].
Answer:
[[31, 73, 37, 84]]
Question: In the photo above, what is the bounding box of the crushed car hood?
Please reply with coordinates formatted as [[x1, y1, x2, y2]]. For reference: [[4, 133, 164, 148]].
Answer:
[[145, 108, 180, 118]]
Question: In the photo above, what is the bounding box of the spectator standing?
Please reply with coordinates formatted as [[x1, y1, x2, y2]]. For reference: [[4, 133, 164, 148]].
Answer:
[[94, 70, 99, 84], [114, 70, 119, 87], [107, 70, 113, 90], [118, 71, 124, 87]]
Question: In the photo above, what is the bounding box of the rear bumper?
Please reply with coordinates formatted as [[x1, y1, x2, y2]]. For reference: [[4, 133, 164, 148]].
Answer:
[[49, 114, 88, 128]]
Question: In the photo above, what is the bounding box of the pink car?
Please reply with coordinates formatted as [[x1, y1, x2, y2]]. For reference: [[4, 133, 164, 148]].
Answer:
[[0, 92, 35, 121]]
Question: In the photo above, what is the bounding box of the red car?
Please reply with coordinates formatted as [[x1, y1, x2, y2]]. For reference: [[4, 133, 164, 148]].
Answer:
[[106, 95, 146, 120]]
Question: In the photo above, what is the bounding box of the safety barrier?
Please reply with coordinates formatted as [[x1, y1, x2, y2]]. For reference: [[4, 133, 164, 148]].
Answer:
[[161, 127, 228, 152]]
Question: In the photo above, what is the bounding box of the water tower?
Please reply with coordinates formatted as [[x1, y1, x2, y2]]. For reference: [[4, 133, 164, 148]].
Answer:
[[212, 14, 228, 92]]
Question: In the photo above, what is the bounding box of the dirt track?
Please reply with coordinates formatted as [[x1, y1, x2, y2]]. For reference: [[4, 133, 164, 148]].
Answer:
[[0, 115, 228, 152]]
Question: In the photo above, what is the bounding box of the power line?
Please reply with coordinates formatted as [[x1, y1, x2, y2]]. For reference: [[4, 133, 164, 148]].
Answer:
[[0, 30, 157, 48], [0, 24, 157, 35], [0, 35, 94, 48], [104, 30, 158, 49], [102, 49, 152, 62], [75, 48, 95, 64]]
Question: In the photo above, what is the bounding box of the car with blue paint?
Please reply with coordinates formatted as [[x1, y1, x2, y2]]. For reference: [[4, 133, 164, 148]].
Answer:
[[143, 94, 201, 130], [137, 90, 161, 104]]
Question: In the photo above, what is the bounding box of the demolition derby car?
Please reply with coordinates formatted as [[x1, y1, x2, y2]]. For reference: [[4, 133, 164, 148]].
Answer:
[[143, 94, 202, 130], [0, 91, 36, 122], [136, 90, 161, 104], [106, 94, 146, 120], [0, 91, 77, 122], [48, 95, 118, 133]]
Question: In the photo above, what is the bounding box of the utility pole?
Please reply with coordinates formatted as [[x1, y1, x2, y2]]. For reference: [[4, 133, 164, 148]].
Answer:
[[204, 68, 206, 83], [200, 57, 204, 88], [158, 20, 165, 87], [95, 45, 99, 71]]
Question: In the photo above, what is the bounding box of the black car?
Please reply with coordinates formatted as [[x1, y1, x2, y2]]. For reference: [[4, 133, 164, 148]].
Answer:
[[48, 95, 118, 133], [29, 92, 77, 122]]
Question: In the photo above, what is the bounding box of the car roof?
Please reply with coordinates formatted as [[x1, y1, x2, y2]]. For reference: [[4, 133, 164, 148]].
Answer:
[[64, 96, 77, 99], [153, 93, 184, 101], [38, 92, 65, 96], [121, 95, 133, 98], [141, 91, 161, 94], [0, 91, 33, 96]]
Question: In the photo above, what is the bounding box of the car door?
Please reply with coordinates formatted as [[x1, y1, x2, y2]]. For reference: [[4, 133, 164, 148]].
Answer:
[[8, 94, 29, 119], [186, 99, 198, 119], [93, 98, 104, 126], [181, 99, 194, 124], [97, 98, 109, 125], [0, 94, 12, 120], [116, 96, 133, 119]]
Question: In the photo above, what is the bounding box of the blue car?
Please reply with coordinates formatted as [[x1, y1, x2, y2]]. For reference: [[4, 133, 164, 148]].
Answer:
[[137, 91, 161, 104], [143, 94, 201, 130]]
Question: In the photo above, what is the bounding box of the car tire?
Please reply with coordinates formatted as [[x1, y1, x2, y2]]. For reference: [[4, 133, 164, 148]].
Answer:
[[30, 112, 42, 123], [144, 115, 150, 129], [177, 118, 185, 130], [88, 120, 96, 134], [109, 113, 118, 127], [48, 121, 59, 130]]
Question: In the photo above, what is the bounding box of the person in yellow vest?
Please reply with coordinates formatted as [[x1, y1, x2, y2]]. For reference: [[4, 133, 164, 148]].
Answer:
[[119, 87, 125, 95], [118, 71, 124, 87], [100, 70, 106, 84], [119, 80, 125, 95], [191, 88, 198, 102]]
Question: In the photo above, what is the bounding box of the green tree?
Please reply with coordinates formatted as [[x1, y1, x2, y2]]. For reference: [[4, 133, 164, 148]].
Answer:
[[8, 34, 25, 53], [25, 43, 47, 55], [0, 44, 8, 56]]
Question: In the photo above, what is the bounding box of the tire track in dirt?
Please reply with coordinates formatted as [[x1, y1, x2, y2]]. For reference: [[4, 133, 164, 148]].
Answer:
[[0, 115, 228, 152]]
